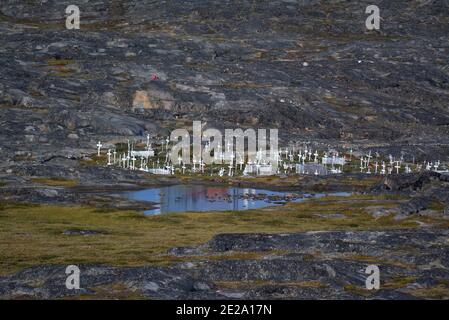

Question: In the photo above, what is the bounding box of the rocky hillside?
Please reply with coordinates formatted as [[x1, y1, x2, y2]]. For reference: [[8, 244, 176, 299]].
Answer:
[[1, 0, 449, 169]]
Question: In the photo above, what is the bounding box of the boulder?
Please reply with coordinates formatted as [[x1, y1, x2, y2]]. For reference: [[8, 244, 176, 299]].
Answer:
[[398, 197, 432, 215]]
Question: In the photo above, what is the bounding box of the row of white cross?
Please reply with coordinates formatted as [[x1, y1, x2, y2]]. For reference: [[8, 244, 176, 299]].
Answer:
[[96, 140, 445, 176]]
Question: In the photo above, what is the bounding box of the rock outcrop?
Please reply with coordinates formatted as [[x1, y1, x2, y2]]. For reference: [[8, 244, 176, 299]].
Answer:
[[1, 229, 449, 299]]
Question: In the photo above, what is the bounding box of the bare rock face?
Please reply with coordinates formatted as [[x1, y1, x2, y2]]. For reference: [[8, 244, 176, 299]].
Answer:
[[132, 91, 154, 110], [444, 206, 449, 216], [132, 85, 175, 112], [0, 0, 448, 167]]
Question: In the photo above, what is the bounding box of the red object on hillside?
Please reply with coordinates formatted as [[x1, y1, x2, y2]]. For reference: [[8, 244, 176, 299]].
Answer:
[[151, 74, 159, 81]]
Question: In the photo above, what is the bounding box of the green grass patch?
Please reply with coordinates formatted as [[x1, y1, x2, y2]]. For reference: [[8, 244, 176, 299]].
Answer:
[[1, 195, 448, 275], [407, 284, 449, 299], [47, 59, 73, 67], [427, 201, 445, 211], [31, 177, 78, 188], [383, 276, 417, 289]]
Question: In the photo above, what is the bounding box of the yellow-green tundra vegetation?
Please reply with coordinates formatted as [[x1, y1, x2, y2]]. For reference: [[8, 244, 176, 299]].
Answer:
[[1, 194, 448, 278], [30, 177, 79, 188]]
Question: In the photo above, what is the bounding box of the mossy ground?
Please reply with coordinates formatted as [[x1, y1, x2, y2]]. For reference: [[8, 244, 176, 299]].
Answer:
[[31, 177, 79, 188], [1, 194, 448, 276]]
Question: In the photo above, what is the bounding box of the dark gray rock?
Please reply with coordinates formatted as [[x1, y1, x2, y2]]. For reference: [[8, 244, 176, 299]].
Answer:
[[373, 172, 440, 193], [398, 197, 432, 215], [62, 229, 103, 236], [1, 229, 448, 299]]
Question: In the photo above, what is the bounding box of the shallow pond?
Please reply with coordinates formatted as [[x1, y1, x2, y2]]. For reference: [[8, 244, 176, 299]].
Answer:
[[124, 185, 351, 215]]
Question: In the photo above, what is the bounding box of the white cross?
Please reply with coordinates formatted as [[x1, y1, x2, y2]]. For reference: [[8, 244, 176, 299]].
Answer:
[[107, 149, 112, 165], [200, 160, 205, 173], [146, 134, 150, 148], [395, 161, 401, 174], [96, 141, 102, 156], [228, 164, 233, 176], [122, 154, 127, 168], [131, 156, 136, 170], [366, 151, 372, 166]]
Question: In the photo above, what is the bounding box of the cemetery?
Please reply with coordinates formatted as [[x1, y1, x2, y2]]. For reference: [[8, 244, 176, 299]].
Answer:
[[0, 0, 449, 301], [96, 136, 448, 178]]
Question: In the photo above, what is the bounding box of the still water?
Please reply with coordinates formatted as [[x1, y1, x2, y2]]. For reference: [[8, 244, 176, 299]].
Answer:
[[125, 185, 350, 215]]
